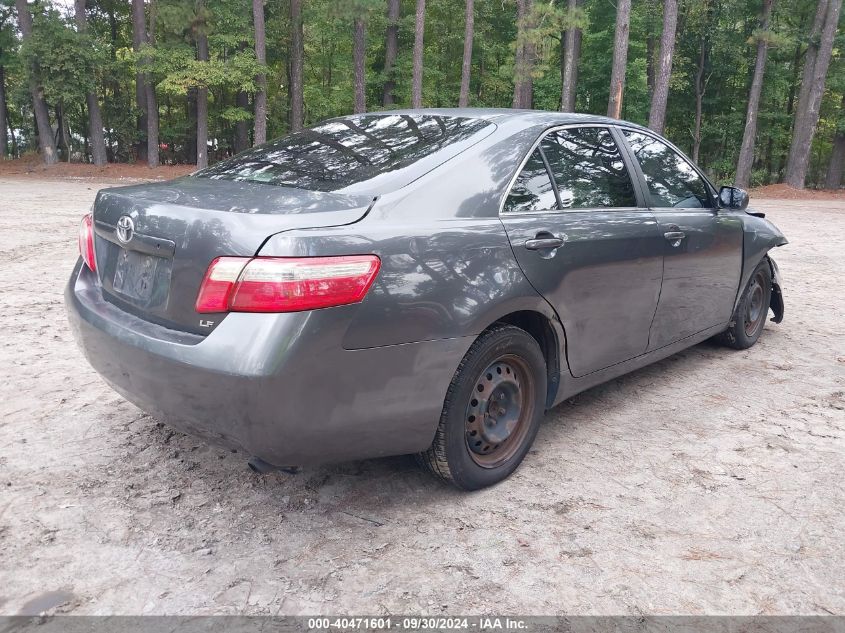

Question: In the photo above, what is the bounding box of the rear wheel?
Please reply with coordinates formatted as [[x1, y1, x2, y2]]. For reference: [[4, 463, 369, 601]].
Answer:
[[417, 324, 546, 490], [717, 259, 772, 350]]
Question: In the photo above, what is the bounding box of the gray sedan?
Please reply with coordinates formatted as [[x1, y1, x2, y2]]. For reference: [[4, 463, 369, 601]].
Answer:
[[66, 109, 787, 490]]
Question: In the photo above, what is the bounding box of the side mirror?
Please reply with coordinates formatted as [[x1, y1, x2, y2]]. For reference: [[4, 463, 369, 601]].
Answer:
[[719, 185, 749, 210]]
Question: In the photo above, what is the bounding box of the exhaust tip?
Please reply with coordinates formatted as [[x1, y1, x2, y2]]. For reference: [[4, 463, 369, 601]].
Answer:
[[247, 457, 300, 475], [247, 456, 276, 474]]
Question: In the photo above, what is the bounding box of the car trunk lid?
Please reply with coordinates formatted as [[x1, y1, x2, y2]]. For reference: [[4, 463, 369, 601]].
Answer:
[[91, 177, 374, 335]]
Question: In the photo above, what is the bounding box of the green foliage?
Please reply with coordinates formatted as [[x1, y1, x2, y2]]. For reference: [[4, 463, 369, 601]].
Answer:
[[0, 0, 843, 186], [147, 0, 260, 96], [151, 46, 259, 95], [19, 7, 104, 100]]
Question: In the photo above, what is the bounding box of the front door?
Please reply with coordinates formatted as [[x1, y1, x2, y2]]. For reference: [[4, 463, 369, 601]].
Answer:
[[619, 130, 743, 351], [500, 126, 664, 378]]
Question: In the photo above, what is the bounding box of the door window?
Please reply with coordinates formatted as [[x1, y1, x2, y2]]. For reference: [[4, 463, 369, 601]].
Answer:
[[503, 148, 557, 213], [623, 131, 711, 208], [540, 127, 637, 209]]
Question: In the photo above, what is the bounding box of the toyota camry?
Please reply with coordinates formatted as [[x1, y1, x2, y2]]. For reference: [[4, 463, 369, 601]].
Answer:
[[66, 109, 787, 490]]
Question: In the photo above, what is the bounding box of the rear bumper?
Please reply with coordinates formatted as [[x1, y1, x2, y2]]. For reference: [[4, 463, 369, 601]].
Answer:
[[65, 260, 471, 466]]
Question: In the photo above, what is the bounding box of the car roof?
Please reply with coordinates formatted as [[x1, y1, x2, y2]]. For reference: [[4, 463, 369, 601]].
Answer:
[[318, 109, 658, 197], [339, 108, 651, 133], [197, 110, 658, 199]]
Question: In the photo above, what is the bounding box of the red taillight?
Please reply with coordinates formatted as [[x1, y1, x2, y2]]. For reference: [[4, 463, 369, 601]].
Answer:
[[195, 255, 381, 314], [194, 257, 249, 313], [78, 213, 97, 272]]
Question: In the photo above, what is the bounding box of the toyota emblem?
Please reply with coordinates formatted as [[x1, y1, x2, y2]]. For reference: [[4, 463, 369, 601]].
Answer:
[[116, 215, 134, 244]]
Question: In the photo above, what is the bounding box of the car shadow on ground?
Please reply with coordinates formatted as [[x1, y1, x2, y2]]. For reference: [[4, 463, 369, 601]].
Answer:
[[115, 332, 750, 527]]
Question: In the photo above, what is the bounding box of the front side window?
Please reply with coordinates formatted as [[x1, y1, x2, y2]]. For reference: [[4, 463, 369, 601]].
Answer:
[[540, 127, 637, 209], [623, 131, 711, 208], [503, 149, 557, 213]]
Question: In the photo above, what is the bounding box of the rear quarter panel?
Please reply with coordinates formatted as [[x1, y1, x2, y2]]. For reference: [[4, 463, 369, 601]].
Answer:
[[258, 123, 559, 350]]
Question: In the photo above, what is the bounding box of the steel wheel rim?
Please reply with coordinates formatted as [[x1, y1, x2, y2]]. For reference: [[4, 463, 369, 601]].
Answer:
[[744, 271, 766, 337], [464, 354, 535, 469]]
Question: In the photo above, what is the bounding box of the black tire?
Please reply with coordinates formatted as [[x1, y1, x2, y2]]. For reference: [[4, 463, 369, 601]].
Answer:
[[717, 259, 772, 350], [417, 324, 546, 490]]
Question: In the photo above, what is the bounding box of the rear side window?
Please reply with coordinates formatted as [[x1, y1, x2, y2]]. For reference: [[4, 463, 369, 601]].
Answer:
[[503, 149, 557, 213], [540, 127, 637, 209], [623, 130, 711, 208], [195, 114, 492, 192]]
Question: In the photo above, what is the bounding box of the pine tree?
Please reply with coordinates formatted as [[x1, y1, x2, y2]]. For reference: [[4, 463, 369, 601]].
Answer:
[[607, 0, 631, 118], [289, 0, 304, 131], [458, 0, 473, 107], [252, 0, 267, 144], [411, 0, 426, 108], [647, 0, 678, 134], [14, 0, 57, 164], [735, 0, 775, 188]]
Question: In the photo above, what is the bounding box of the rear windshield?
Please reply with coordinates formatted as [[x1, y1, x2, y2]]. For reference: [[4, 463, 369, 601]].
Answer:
[[195, 114, 492, 192]]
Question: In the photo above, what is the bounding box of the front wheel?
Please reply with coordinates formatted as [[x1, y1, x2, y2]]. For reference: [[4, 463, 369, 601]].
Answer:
[[717, 259, 772, 350], [417, 324, 546, 490]]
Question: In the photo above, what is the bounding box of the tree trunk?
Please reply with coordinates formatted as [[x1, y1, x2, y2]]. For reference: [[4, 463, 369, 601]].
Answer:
[[63, 102, 72, 161], [458, 0, 474, 107], [382, 0, 400, 105], [131, 0, 148, 162], [560, 0, 580, 112], [645, 0, 657, 98], [6, 85, 16, 156], [104, 3, 119, 161], [825, 97, 845, 188], [234, 90, 249, 153], [74, 0, 107, 165], [186, 89, 197, 162], [195, 0, 209, 169], [353, 16, 366, 113], [785, 0, 842, 188], [55, 101, 69, 160], [14, 0, 57, 165], [785, 42, 802, 118], [826, 133, 845, 189], [646, 36, 655, 98], [145, 84, 159, 167], [252, 0, 267, 144], [735, 0, 774, 188], [792, 0, 827, 135], [0, 61, 7, 159], [82, 108, 89, 159], [512, 0, 534, 109], [145, 0, 159, 167], [289, 0, 304, 132], [692, 36, 707, 164], [607, 0, 631, 118], [647, 0, 678, 134], [411, 0, 426, 108]]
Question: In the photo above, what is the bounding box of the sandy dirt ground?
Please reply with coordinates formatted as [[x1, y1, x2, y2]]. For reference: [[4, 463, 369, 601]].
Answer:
[[0, 177, 843, 616]]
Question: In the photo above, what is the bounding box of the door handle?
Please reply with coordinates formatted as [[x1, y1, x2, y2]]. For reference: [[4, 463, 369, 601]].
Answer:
[[525, 235, 565, 250], [663, 230, 685, 246]]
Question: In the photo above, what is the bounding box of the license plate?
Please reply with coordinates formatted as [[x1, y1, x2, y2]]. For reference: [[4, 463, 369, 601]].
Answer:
[[113, 249, 160, 302]]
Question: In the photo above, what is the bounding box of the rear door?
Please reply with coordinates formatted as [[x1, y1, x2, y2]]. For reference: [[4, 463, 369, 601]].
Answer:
[[500, 125, 664, 378], [618, 129, 743, 350]]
